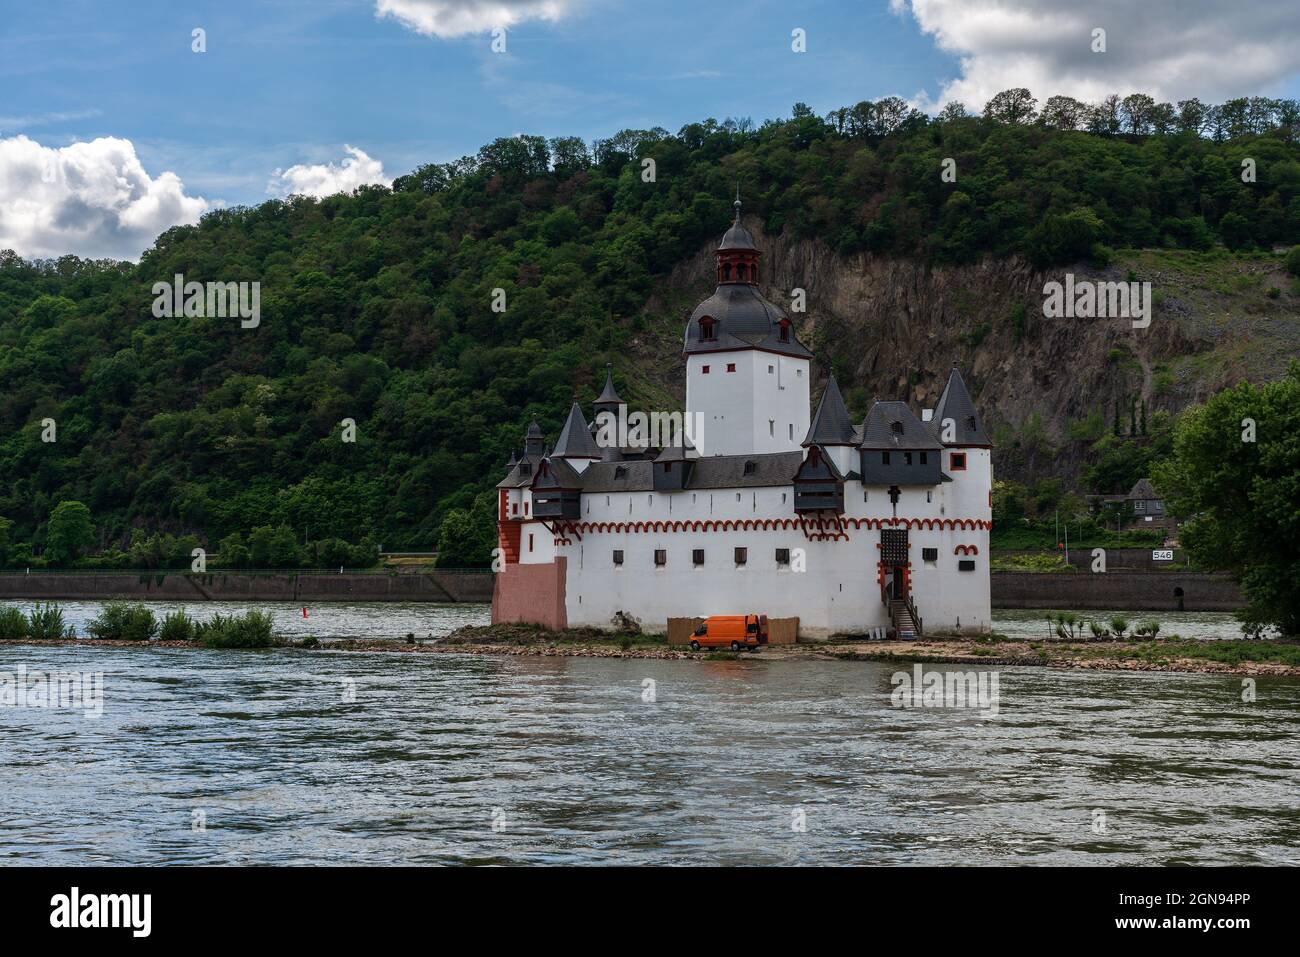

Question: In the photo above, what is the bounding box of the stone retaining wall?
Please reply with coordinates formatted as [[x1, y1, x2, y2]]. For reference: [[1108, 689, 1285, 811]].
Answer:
[[991, 571, 1242, 611]]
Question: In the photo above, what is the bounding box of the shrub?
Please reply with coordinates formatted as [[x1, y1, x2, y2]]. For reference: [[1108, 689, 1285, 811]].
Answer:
[[87, 602, 158, 641], [1285, 245, 1300, 278], [1110, 616, 1130, 639], [196, 610, 277, 648], [159, 609, 197, 642], [0, 605, 28, 640], [27, 603, 70, 640]]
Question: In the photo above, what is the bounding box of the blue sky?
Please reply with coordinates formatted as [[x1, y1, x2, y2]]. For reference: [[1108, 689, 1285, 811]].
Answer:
[[1, 0, 953, 205], [3, 0, 1299, 258]]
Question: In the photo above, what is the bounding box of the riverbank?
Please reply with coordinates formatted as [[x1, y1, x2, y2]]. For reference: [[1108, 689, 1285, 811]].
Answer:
[[0, 568, 1243, 610], [0, 570, 494, 603], [7, 623, 1297, 677]]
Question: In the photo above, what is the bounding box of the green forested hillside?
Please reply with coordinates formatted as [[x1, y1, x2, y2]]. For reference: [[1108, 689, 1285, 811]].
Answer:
[[1, 92, 1298, 566]]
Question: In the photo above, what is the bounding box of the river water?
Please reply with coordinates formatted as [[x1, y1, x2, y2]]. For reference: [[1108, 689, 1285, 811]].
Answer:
[[1, 604, 1297, 865]]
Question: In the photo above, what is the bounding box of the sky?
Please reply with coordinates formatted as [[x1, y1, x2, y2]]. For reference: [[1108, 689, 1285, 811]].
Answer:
[[2, 0, 1300, 260]]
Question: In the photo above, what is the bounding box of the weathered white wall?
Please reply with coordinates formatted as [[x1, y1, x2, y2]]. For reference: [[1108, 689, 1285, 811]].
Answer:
[[685, 350, 809, 456], [558, 472, 990, 637]]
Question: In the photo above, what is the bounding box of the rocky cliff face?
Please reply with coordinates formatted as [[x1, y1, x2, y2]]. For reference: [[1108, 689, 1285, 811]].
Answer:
[[635, 220, 1299, 485]]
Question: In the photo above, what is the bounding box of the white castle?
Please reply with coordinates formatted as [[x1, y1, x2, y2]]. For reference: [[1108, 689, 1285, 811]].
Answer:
[[493, 199, 992, 638]]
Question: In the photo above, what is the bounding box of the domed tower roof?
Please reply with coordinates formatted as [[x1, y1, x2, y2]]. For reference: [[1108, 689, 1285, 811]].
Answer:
[[682, 193, 810, 358], [719, 196, 757, 250]]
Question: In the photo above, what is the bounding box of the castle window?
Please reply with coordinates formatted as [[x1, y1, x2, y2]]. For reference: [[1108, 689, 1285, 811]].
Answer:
[[882, 452, 891, 465], [891, 421, 904, 435], [654, 549, 667, 566], [967, 415, 977, 432], [769, 420, 775, 436], [512, 503, 518, 515], [528, 534, 534, 552], [699, 317, 717, 342], [613, 550, 624, 566], [663, 461, 672, 473], [768, 365, 774, 374], [702, 365, 710, 374], [920, 452, 928, 465], [614, 466, 626, 479], [734, 547, 747, 565], [922, 548, 938, 562], [951, 452, 967, 471], [863, 490, 869, 502], [726, 363, 736, 372], [775, 548, 790, 566], [743, 460, 756, 476], [778, 319, 791, 343], [693, 549, 705, 566], [1134, 500, 1145, 512], [958, 559, 976, 571], [722, 263, 732, 281], [926, 490, 932, 503], [788, 424, 794, 439], [904, 452, 913, 466]]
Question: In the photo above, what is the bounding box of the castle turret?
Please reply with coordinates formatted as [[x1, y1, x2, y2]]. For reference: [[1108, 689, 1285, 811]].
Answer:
[[592, 365, 624, 462], [802, 374, 857, 475], [929, 363, 992, 520], [552, 401, 601, 473]]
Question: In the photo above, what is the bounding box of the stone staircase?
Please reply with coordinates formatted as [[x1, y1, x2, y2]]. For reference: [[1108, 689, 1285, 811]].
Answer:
[[889, 598, 920, 640]]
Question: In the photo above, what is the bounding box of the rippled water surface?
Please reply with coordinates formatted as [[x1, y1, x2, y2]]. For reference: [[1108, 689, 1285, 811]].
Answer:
[[3, 618, 1298, 865]]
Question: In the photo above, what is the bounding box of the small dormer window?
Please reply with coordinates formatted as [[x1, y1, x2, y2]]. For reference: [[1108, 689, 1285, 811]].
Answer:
[[743, 460, 756, 476], [778, 319, 791, 343], [967, 415, 977, 431], [614, 466, 627, 479], [519, 463, 531, 475], [699, 316, 717, 342], [891, 421, 904, 435]]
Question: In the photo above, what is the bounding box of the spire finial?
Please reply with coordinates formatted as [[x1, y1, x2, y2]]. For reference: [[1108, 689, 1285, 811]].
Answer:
[[733, 182, 742, 221]]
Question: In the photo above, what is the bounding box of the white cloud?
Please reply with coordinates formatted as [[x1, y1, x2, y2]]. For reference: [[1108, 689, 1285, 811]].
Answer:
[[891, 0, 1300, 111], [375, 0, 577, 39], [267, 145, 391, 199], [0, 134, 208, 261]]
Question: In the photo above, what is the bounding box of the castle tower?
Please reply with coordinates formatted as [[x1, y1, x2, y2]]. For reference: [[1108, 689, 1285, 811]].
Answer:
[[592, 365, 624, 462], [682, 196, 811, 456], [929, 363, 992, 521]]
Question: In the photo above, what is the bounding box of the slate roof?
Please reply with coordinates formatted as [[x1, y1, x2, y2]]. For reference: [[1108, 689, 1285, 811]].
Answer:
[[552, 402, 601, 459], [930, 365, 991, 447], [859, 401, 944, 451], [803, 375, 857, 446], [683, 284, 811, 358], [1127, 478, 1158, 500], [533, 456, 584, 488], [496, 454, 542, 488], [578, 452, 803, 492], [594, 367, 623, 406]]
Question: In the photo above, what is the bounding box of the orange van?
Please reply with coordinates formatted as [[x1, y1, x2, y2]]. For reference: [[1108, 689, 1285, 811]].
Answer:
[[689, 614, 768, 652]]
